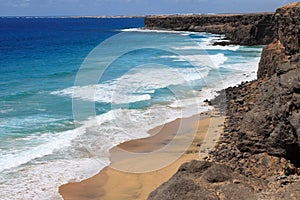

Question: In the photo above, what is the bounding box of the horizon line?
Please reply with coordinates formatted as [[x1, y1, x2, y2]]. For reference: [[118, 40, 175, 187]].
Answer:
[[0, 11, 275, 18]]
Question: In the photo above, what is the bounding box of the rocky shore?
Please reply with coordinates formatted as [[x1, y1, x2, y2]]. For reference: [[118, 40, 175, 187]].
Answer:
[[148, 2, 300, 199], [145, 13, 275, 45]]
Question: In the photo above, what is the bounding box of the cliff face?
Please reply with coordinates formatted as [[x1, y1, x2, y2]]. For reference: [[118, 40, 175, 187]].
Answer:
[[226, 2, 300, 165], [145, 13, 275, 45], [149, 3, 300, 200], [209, 2, 300, 177], [258, 3, 300, 79]]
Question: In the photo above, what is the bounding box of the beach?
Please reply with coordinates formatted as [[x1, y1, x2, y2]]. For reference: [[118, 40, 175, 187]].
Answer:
[[59, 111, 225, 200]]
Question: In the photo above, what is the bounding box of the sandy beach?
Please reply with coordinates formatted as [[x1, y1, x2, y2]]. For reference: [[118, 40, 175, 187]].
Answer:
[[59, 110, 224, 200]]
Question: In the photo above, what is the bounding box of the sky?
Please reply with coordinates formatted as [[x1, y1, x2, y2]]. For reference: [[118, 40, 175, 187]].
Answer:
[[0, 0, 296, 16]]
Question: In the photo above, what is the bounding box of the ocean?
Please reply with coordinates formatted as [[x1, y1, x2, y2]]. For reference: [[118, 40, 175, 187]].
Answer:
[[0, 17, 262, 199]]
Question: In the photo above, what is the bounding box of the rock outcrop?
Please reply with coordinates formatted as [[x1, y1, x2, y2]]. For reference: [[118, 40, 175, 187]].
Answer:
[[145, 13, 275, 45], [257, 2, 300, 79], [212, 2, 300, 170], [148, 161, 268, 200], [148, 160, 300, 200], [148, 3, 300, 200]]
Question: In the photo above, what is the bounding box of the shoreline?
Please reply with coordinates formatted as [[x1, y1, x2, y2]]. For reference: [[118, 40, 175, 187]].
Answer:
[[145, 12, 275, 46], [147, 3, 300, 199], [59, 110, 225, 200]]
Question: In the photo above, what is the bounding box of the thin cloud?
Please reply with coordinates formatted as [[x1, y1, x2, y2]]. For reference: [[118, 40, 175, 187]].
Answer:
[[11, 0, 31, 7]]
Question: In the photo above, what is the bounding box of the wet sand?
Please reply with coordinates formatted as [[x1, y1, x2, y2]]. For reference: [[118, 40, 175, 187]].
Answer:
[[59, 111, 224, 200]]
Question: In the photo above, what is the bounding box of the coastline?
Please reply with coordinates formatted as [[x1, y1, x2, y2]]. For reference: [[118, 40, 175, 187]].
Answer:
[[145, 12, 275, 46], [148, 3, 300, 199], [59, 110, 225, 200]]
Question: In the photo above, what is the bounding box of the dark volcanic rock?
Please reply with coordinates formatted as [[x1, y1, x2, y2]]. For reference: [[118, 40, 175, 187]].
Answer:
[[148, 161, 267, 200], [149, 178, 212, 200], [257, 39, 290, 79], [148, 3, 300, 200], [145, 13, 275, 45], [212, 3, 300, 169], [258, 2, 300, 79], [210, 71, 300, 176], [202, 164, 232, 183], [276, 3, 300, 55]]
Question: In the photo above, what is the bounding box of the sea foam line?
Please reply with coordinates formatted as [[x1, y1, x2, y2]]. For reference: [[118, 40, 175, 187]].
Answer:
[[0, 129, 80, 172], [51, 67, 211, 103]]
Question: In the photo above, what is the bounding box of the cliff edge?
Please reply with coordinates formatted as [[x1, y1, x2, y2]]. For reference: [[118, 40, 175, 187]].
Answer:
[[145, 13, 275, 45], [148, 3, 300, 200]]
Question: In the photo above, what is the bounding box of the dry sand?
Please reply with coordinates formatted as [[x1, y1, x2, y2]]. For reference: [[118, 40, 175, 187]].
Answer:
[[59, 111, 224, 200]]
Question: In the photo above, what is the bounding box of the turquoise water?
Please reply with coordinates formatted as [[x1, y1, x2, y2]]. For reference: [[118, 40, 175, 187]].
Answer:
[[0, 18, 262, 199]]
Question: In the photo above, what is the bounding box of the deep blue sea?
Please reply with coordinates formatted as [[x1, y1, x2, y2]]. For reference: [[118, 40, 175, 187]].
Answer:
[[0, 17, 262, 199]]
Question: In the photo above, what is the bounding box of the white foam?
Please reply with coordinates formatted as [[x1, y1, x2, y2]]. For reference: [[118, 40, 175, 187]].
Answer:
[[168, 93, 212, 111], [222, 57, 260, 72], [161, 53, 228, 69], [0, 108, 15, 114], [51, 66, 211, 104], [0, 158, 106, 200], [0, 129, 81, 172], [239, 46, 263, 52], [0, 115, 61, 130], [171, 46, 205, 50], [121, 28, 196, 35], [77, 101, 209, 156], [207, 57, 260, 93], [0, 96, 212, 200], [200, 36, 240, 51], [171, 44, 237, 51], [204, 44, 240, 51]]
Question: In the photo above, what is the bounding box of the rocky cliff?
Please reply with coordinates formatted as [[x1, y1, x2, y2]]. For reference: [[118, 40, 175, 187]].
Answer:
[[258, 3, 300, 79], [213, 1, 300, 171], [145, 13, 275, 45], [148, 3, 300, 200]]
